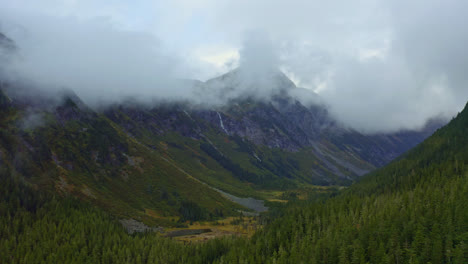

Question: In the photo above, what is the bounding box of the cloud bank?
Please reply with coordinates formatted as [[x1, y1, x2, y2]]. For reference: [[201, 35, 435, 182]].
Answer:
[[1, 0, 468, 133], [0, 12, 195, 106]]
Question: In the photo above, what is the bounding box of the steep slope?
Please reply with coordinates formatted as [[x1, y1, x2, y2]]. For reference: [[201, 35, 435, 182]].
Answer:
[[0, 30, 443, 223], [201, 68, 443, 171], [0, 97, 465, 263], [103, 69, 442, 193], [0, 88, 244, 225], [216, 101, 468, 263], [0, 66, 443, 223]]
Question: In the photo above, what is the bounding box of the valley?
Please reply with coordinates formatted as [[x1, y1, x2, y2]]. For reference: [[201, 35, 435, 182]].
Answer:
[[1, 9, 467, 261], [0, 69, 467, 263], [0, 70, 442, 229]]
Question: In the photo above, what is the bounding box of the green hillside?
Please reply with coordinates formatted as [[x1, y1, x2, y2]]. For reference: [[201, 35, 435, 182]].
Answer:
[[0, 86, 381, 225], [215, 101, 468, 263], [0, 63, 443, 228], [0, 93, 246, 226], [1, 96, 467, 263]]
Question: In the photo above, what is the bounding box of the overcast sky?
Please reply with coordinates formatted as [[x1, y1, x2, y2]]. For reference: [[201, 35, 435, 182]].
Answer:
[[0, 0, 467, 133]]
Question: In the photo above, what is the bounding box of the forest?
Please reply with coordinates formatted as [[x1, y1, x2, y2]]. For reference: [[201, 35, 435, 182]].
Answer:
[[0, 105, 466, 263], [2, 1, 468, 262], [1, 95, 468, 264]]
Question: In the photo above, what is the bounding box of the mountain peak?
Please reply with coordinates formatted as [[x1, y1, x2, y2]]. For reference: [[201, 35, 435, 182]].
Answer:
[[202, 67, 296, 104], [208, 67, 295, 88]]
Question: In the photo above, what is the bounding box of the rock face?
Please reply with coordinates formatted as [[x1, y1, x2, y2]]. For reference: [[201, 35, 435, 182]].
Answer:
[[104, 69, 444, 183], [0, 62, 443, 190], [119, 219, 163, 234], [198, 69, 444, 167]]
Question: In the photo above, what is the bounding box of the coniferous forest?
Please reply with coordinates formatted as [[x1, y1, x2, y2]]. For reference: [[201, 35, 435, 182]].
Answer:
[[3, 1, 468, 262], [1, 100, 468, 263]]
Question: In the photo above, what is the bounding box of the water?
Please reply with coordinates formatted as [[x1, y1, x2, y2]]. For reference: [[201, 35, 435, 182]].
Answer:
[[213, 188, 268, 213]]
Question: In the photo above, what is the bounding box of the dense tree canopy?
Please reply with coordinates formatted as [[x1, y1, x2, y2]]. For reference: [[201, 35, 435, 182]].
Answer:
[[1, 103, 468, 263]]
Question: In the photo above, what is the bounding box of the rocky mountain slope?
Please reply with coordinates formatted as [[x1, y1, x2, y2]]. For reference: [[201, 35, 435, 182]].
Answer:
[[0, 72, 443, 223], [0, 78, 463, 264], [0, 32, 444, 222]]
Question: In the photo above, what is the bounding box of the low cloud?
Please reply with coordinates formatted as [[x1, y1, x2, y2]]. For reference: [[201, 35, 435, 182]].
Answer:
[[19, 111, 45, 130], [0, 11, 195, 106], [1, 0, 468, 133], [315, 0, 468, 132]]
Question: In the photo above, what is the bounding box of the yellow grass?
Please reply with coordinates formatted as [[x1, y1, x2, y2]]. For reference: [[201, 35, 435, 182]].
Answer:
[[164, 216, 261, 243]]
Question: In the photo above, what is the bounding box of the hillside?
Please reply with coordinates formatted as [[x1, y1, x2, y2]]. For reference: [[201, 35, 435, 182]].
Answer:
[[0, 42, 449, 226], [1, 1, 467, 262], [0, 69, 442, 224], [215, 101, 468, 263], [0, 30, 465, 263], [0, 88, 245, 226], [0, 31, 445, 226], [0, 97, 466, 262]]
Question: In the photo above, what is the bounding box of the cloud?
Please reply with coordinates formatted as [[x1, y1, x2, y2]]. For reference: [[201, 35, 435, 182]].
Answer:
[[238, 31, 279, 73], [319, 55, 453, 132], [201, 0, 468, 132], [317, 0, 468, 132], [1, 0, 468, 133], [19, 111, 45, 130], [204, 0, 467, 132], [0, 10, 196, 106]]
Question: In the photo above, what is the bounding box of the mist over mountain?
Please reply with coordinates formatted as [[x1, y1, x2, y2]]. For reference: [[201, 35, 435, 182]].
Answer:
[[2, 2, 468, 262], [1, 0, 466, 134]]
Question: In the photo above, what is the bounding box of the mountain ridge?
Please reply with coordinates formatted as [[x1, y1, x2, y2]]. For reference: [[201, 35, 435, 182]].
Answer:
[[0, 70, 444, 223], [0, 31, 447, 222], [0, 93, 465, 263]]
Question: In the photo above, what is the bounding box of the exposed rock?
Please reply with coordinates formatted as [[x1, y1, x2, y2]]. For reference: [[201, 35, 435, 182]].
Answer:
[[119, 219, 164, 234]]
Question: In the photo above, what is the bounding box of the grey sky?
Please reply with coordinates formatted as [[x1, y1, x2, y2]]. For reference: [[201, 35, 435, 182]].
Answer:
[[0, 0, 467, 132]]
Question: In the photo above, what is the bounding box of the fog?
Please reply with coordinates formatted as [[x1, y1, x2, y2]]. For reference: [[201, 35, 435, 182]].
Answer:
[[1, 0, 467, 133], [0, 12, 194, 105]]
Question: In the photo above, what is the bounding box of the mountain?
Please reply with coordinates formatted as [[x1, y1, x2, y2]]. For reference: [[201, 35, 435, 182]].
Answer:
[[0, 31, 444, 225], [0, 32, 465, 263], [0, 93, 465, 263], [0, 63, 444, 225], [215, 102, 468, 263]]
